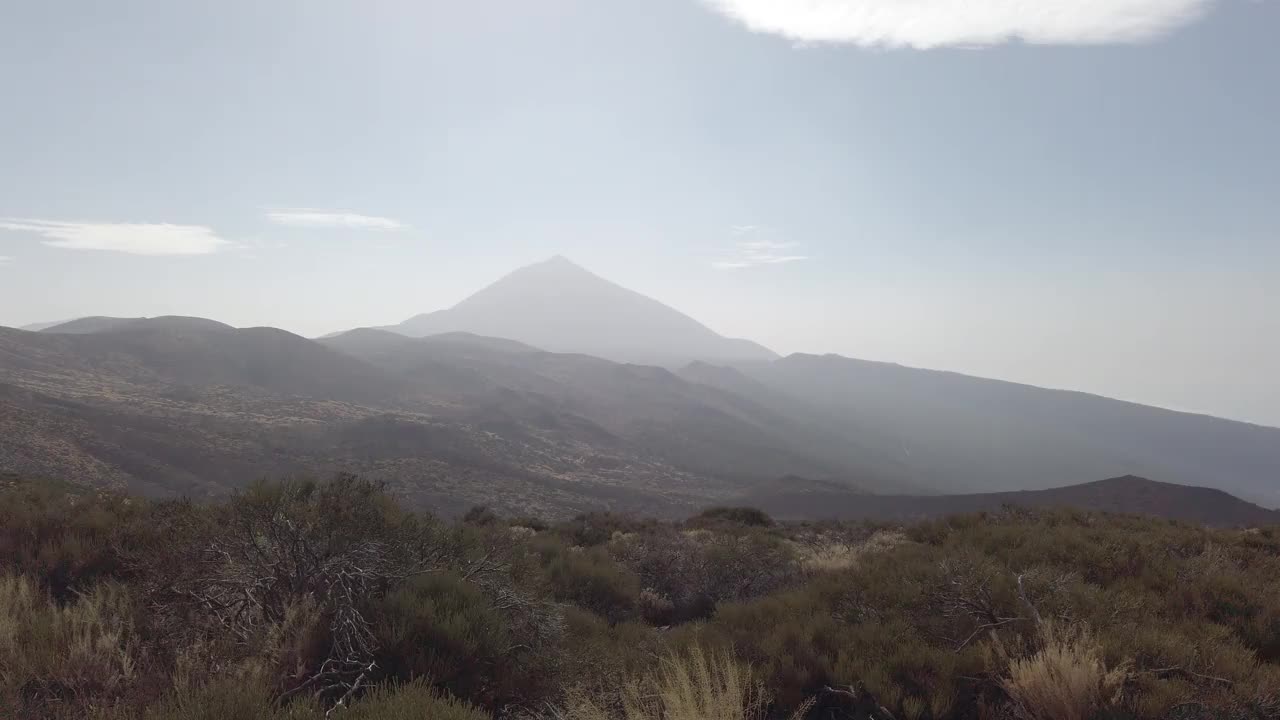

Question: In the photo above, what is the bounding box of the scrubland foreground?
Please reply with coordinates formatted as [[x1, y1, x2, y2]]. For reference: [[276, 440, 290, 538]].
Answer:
[[2, 474, 1278, 720]]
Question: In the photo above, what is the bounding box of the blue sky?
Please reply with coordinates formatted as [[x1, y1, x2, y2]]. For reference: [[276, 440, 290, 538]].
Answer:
[[1, 0, 1277, 426]]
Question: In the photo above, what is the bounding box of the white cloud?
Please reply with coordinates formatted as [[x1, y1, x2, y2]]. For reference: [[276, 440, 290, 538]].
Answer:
[[0, 218, 229, 255], [265, 208, 407, 230], [700, 0, 1212, 48], [714, 230, 810, 269], [0, 255, 11, 266]]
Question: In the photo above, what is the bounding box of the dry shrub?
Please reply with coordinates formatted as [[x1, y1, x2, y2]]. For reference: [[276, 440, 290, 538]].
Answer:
[[333, 680, 491, 720], [263, 596, 330, 695], [794, 529, 907, 573], [139, 676, 320, 720], [999, 622, 1126, 720], [557, 679, 648, 720], [0, 574, 138, 709], [0, 478, 147, 601], [797, 542, 860, 573], [610, 527, 802, 625], [559, 644, 773, 720], [861, 530, 908, 555], [554, 608, 661, 718], [136, 677, 489, 720], [638, 588, 676, 626]]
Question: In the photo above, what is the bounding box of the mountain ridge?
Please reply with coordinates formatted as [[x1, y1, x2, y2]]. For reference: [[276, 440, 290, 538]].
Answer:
[[3, 259, 1279, 515], [779, 352, 1279, 429], [375, 256, 778, 366], [36, 316, 148, 334], [744, 352, 1280, 507], [744, 474, 1280, 528]]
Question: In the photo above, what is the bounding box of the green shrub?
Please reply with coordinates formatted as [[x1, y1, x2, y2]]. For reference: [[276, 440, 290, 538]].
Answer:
[[556, 607, 660, 705], [462, 505, 500, 526], [0, 479, 150, 600], [533, 537, 640, 623], [610, 526, 802, 624], [701, 530, 802, 602], [556, 512, 655, 547], [373, 567, 563, 710], [374, 573, 510, 702], [691, 506, 775, 528], [677, 589, 848, 710]]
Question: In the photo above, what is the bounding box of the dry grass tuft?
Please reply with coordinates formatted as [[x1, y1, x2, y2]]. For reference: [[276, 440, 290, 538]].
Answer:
[[650, 644, 766, 720], [557, 643, 790, 720], [0, 574, 138, 709], [1000, 622, 1127, 720], [799, 530, 908, 572]]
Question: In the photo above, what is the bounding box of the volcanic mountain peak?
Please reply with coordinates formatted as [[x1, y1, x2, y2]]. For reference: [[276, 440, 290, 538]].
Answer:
[[381, 256, 777, 366]]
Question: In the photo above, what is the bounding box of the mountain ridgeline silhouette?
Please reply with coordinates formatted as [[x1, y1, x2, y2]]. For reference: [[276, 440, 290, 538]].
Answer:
[[381, 256, 777, 366], [745, 475, 1280, 528], [3, 257, 1279, 518]]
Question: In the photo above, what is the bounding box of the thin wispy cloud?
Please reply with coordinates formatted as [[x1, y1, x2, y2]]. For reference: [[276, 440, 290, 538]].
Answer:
[[700, 0, 1212, 49], [265, 208, 407, 230], [0, 218, 229, 256], [714, 228, 810, 269], [0, 255, 11, 266]]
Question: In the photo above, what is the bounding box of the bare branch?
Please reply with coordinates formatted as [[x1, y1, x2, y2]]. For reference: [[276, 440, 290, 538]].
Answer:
[[1016, 573, 1043, 626]]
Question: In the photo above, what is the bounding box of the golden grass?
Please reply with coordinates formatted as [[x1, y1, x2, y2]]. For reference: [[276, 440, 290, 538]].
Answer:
[[0, 574, 138, 705], [651, 644, 766, 720], [1000, 622, 1127, 720], [799, 530, 908, 572], [557, 643, 809, 720]]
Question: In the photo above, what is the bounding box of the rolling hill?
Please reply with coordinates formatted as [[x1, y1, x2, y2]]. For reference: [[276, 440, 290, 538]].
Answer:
[[744, 475, 1280, 528], [739, 353, 1280, 507], [318, 328, 903, 492], [0, 320, 882, 516], [37, 316, 147, 334]]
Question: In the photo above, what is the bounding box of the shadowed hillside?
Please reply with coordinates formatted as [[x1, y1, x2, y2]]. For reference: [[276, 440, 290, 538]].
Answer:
[[320, 328, 898, 492], [736, 353, 1280, 507], [746, 474, 1280, 527], [0, 322, 893, 514]]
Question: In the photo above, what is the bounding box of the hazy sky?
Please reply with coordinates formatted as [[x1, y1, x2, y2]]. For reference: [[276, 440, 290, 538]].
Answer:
[[1, 0, 1277, 426]]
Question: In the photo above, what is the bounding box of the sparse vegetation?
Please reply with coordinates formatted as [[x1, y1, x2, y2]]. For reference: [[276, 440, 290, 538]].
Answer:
[[1, 474, 1278, 719]]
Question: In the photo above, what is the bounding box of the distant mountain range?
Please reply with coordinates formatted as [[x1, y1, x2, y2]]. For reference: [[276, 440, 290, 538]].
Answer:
[[1, 317, 856, 515], [4, 257, 1278, 520]]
